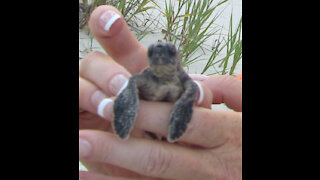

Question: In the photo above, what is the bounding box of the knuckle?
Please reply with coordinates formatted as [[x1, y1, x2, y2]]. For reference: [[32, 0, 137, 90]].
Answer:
[[141, 146, 172, 176], [185, 115, 220, 148], [197, 113, 229, 148], [82, 51, 103, 65], [79, 51, 105, 75], [220, 75, 241, 90]]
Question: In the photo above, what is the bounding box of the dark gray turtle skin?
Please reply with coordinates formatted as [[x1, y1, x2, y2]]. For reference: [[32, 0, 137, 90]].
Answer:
[[112, 42, 198, 143]]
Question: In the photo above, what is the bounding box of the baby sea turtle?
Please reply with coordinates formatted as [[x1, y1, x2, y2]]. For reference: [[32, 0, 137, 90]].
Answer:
[[112, 42, 198, 143]]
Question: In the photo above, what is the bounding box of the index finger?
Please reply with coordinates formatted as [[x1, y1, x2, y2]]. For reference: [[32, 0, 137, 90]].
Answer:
[[88, 5, 148, 74]]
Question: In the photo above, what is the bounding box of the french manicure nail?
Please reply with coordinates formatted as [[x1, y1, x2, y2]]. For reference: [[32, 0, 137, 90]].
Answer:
[[99, 10, 121, 31], [109, 74, 129, 95], [194, 81, 204, 105], [97, 98, 113, 118], [79, 138, 91, 158]]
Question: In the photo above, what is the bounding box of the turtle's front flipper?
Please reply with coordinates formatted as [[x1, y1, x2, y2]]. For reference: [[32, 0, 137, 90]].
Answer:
[[113, 75, 141, 140], [168, 79, 198, 143]]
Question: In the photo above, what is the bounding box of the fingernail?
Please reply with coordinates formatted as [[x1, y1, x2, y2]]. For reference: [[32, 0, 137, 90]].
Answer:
[[194, 81, 204, 105], [91, 90, 107, 108], [109, 74, 129, 95], [79, 138, 91, 158], [97, 98, 113, 118], [99, 10, 121, 31]]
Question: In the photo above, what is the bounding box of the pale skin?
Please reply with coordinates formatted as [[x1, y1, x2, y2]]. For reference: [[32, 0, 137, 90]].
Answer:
[[79, 5, 242, 180]]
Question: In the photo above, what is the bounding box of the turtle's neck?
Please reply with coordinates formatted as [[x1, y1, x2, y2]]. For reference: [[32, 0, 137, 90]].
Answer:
[[150, 64, 177, 81]]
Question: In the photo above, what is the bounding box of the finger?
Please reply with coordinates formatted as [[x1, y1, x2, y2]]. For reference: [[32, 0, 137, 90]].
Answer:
[[88, 5, 148, 74], [79, 77, 107, 114], [82, 156, 166, 179], [100, 98, 241, 148], [81, 160, 153, 179], [80, 67, 212, 120], [79, 51, 131, 97], [79, 130, 221, 180], [79, 75, 113, 130], [237, 72, 242, 80], [194, 80, 212, 108], [203, 75, 242, 112], [89, 79, 212, 121], [79, 171, 111, 180], [189, 74, 208, 81], [79, 170, 139, 180], [79, 77, 112, 131]]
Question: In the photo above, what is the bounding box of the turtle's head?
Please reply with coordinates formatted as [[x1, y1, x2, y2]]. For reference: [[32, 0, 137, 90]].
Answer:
[[147, 43, 178, 67]]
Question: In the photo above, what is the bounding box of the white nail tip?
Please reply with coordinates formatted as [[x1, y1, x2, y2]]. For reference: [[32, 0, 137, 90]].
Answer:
[[104, 14, 120, 31], [117, 80, 128, 96], [97, 98, 113, 118], [194, 81, 204, 105]]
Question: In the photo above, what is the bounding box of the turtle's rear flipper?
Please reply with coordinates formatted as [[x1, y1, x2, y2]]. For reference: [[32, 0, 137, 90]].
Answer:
[[113, 77, 140, 140], [168, 80, 198, 143]]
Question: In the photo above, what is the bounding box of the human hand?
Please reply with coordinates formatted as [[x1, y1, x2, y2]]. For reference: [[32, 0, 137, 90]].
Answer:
[[79, 5, 242, 180]]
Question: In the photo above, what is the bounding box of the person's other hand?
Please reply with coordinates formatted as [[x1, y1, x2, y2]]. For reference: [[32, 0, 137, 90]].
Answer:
[[79, 5, 241, 180]]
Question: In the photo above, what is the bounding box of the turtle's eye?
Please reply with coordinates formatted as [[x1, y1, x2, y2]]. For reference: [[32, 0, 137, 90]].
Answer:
[[167, 44, 177, 57]]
